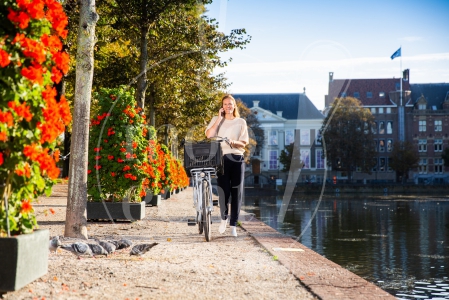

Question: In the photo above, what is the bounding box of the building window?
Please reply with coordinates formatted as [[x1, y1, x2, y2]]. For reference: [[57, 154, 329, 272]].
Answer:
[[435, 139, 443, 152], [395, 83, 400, 90], [435, 158, 443, 174], [353, 92, 360, 98], [379, 140, 385, 152], [419, 120, 426, 132], [386, 107, 391, 113], [418, 139, 427, 152], [372, 122, 377, 134], [374, 140, 378, 152], [387, 121, 393, 134], [371, 108, 376, 114], [269, 150, 278, 169], [419, 104, 426, 110], [366, 92, 373, 98], [269, 130, 278, 146], [387, 157, 392, 172], [316, 149, 325, 169], [341, 92, 346, 97], [315, 131, 322, 145], [301, 129, 310, 145], [285, 130, 294, 145], [435, 120, 442, 132], [379, 122, 385, 134], [300, 150, 310, 169], [419, 158, 427, 174], [387, 139, 393, 152], [379, 92, 385, 98], [379, 158, 386, 172], [379, 107, 384, 114]]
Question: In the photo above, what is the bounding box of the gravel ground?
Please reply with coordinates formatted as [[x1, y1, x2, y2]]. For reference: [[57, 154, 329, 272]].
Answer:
[[1, 184, 316, 300]]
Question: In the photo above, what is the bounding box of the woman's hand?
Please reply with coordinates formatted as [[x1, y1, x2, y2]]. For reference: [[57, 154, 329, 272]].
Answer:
[[218, 108, 224, 119]]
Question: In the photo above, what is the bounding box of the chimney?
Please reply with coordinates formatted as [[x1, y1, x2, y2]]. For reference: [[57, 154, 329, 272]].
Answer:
[[329, 72, 334, 82], [303, 87, 306, 94], [276, 111, 283, 117], [403, 69, 409, 82], [253, 100, 259, 107]]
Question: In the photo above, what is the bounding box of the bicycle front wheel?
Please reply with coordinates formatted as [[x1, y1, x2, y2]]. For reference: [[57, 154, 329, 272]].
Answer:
[[202, 179, 211, 242]]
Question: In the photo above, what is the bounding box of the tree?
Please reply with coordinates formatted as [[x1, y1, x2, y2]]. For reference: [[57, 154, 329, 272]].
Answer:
[[279, 143, 301, 172], [65, 0, 99, 239], [442, 147, 449, 167], [320, 97, 376, 182], [389, 141, 419, 183], [236, 100, 264, 163]]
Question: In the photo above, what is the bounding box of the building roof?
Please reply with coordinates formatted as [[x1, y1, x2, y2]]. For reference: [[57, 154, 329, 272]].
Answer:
[[233, 93, 324, 120], [327, 78, 411, 107], [410, 83, 449, 109]]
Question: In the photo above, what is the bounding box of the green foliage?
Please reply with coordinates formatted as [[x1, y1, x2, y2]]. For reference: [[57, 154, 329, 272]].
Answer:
[[320, 97, 377, 180], [389, 141, 419, 182], [442, 147, 449, 167], [236, 100, 263, 163], [279, 144, 301, 172], [87, 87, 148, 202]]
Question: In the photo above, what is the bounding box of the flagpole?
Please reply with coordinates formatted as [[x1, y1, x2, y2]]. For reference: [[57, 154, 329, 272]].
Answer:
[[400, 45, 402, 106]]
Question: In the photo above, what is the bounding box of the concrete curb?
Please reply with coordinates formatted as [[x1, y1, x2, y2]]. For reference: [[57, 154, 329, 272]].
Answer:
[[240, 215, 396, 300]]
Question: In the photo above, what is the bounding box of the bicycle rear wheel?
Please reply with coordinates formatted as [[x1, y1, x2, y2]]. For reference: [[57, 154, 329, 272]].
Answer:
[[202, 180, 211, 242]]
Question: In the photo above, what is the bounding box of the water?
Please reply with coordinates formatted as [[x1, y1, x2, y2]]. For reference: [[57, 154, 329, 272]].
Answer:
[[242, 194, 449, 299]]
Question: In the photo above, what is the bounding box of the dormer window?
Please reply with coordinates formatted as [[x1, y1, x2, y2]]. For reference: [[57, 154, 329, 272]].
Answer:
[[341, 92, 346, 97], [366, 92, 373, 98], [353, 92, 360, 98], [379, 92, 385, 98], [419, 104, 426, 110]]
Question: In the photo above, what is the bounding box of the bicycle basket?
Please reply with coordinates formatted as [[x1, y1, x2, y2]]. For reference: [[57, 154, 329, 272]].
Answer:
[[184, 141, 223, 177]]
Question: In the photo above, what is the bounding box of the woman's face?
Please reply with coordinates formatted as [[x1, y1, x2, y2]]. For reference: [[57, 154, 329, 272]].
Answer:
[[222, 98, 235, 114]]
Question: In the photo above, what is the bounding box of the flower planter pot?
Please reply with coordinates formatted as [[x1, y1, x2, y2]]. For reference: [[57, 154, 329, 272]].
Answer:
[[143, 194, 161, 206], [163, 190, 171, 199], [87, 202, 145, 221], [0, 229, 49, 294]]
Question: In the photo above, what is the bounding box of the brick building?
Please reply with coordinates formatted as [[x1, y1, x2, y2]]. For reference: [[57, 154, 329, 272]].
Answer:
[[325, 71, 449, 183]]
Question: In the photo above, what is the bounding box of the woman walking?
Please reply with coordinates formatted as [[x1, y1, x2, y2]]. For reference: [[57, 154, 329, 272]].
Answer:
[[206, 95, 249, 237]]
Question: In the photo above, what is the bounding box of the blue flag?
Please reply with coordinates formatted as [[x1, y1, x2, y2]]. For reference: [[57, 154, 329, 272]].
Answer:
[[391, 47, 401, 60]]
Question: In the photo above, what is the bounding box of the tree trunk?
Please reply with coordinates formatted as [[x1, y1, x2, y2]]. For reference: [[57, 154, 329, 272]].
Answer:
[[148, 83, 156, 126], [65, 0, 99, 239], [62, 128, 71, 178], [136, 3, 149, 109]]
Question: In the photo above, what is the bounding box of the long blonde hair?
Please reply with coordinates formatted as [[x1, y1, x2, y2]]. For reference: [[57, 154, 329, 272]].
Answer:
[[221, 94, 240, 118]]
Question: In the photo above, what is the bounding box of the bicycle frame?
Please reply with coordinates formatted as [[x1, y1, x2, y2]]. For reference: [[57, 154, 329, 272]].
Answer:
[[190, 167, 216, 219]]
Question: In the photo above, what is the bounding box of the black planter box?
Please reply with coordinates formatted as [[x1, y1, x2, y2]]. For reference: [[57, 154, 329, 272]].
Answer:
[[142, 194, 161, 206], [0, 229, 49, 293], [87, 202, 145, 221]]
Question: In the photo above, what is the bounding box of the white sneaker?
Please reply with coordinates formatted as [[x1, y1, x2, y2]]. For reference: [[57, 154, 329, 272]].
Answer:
[[219, 219, 227, 234], [230, 226, 237, 237]]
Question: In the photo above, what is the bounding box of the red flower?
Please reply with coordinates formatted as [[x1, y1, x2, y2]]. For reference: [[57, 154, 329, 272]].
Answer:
[[88, 169, 92, 174], [7, 8, 30, 29], [95, 155, 101, 160], [132, 142, 138, 149], [21, 200, 33, 214], [107, 155, 114, 160], [120, 148, 126, 152], [0, 49, 11, 68], [111, 172, 116, 177], [94, 147, 101, 152], [117, 158, 124, 163], [0, 131, 7, 142], [50, 208, 55, 214], [123, 165, 131, 171], [21, 62, 44, 84], [125, 153, 131, 159], [0, 153, 3, 165], [94, 165, 101, 170]]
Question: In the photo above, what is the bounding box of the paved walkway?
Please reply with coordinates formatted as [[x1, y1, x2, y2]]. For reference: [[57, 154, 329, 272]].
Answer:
[[2, 185, 394, 299]]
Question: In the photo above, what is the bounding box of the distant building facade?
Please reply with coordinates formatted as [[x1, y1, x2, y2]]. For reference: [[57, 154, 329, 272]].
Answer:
[[325, 71, 449, 183], [234, 93, 325, 185]]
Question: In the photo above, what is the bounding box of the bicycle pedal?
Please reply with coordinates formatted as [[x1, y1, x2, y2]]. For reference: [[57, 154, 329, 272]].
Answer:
[[187, 218, 196, 226], [213, 200, 218, 206]]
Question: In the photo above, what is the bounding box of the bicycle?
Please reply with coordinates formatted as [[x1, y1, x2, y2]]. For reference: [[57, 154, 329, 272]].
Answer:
[[183, 136, 232, 242]]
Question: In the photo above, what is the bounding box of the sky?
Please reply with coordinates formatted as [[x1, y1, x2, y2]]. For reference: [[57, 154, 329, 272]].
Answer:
[[204, 0, 449, 110]]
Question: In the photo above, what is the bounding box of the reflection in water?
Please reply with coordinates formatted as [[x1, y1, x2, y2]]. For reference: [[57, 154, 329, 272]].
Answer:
[[243, 194, 449, 297]]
